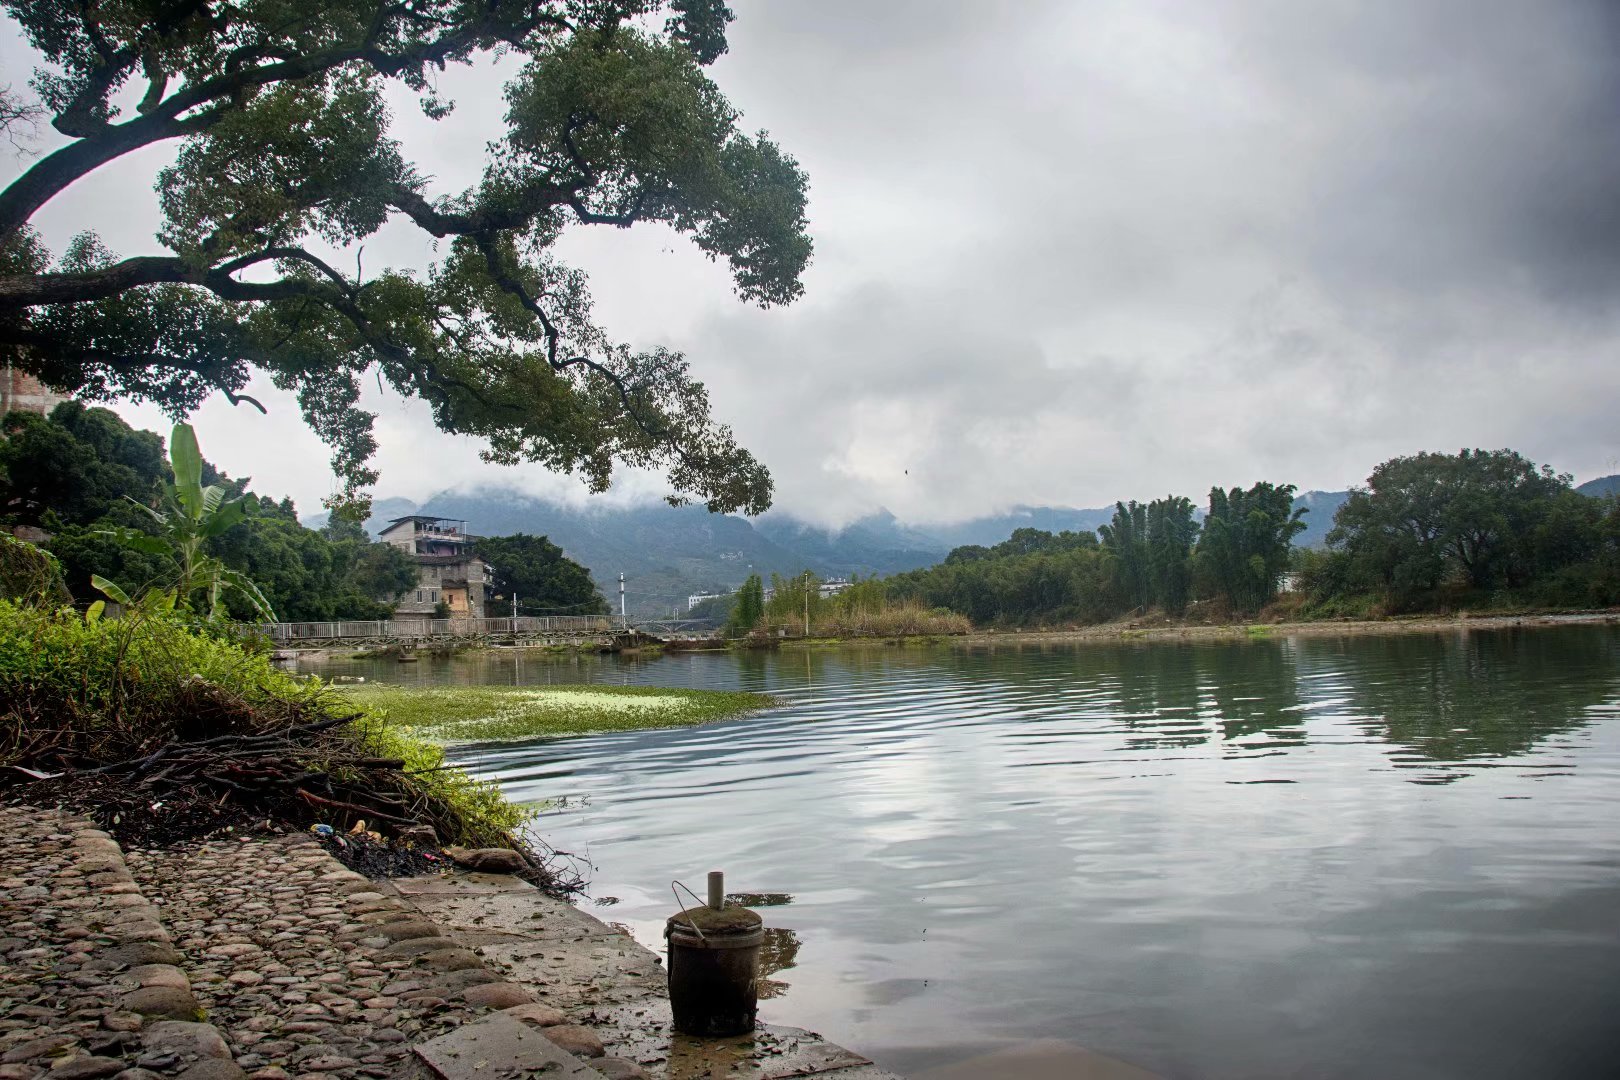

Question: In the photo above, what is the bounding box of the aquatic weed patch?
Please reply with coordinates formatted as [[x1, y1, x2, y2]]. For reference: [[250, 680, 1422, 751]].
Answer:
[[338, 683, 773, 743]]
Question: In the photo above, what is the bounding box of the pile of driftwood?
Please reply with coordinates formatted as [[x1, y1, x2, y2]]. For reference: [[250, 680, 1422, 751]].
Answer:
[[4, 673, 584, 893], [79, 714, 433, 836]]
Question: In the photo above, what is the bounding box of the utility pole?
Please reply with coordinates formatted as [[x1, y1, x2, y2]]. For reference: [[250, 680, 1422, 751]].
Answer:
[[803, 571, 811, 638], [619, 572, 626, 625]]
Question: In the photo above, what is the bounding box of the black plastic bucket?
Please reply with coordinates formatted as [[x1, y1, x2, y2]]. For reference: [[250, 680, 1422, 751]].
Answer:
[[665, 904, 765, 1036]]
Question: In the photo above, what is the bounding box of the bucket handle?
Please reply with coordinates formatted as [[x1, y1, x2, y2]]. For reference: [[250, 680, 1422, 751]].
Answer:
[[667, 879, 711, 945]]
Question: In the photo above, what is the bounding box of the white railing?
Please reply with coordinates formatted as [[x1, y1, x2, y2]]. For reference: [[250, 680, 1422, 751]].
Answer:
[[259, 615, 625, 642]]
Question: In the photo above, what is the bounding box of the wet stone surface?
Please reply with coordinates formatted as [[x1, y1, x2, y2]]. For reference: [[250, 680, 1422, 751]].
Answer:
[[123, 834, 495, 1080]]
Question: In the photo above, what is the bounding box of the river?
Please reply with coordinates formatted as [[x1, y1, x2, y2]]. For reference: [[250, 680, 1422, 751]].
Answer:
[[306, 625, 1620, 1078]]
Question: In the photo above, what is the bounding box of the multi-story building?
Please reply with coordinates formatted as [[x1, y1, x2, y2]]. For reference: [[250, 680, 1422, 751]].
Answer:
[[377, 516, 493, 621], [1, 363, 65, 417]]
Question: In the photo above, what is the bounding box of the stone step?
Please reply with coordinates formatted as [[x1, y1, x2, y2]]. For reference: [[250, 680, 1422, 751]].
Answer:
[[122, 832, 624, 1080], [0, 804, 244, 1080]]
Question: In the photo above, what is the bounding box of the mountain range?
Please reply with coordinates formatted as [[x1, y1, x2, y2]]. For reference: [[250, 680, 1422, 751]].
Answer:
[[307, 488, 1353, 616], [1576, 474, 1620, 498]]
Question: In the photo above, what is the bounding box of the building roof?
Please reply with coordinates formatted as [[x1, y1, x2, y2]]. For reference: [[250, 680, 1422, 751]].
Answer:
[[384, 515, 469, 526]]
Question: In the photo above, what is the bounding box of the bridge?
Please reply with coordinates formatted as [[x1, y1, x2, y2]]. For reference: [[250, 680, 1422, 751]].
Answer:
[[258, 615, 719, 648]]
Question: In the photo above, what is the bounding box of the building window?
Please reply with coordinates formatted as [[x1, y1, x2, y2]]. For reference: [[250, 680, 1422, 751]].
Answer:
[[416, 590, 424, 602], [430, 589, 439, 603]]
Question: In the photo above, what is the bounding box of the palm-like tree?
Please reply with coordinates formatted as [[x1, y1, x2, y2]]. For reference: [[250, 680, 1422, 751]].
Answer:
[[94, 424, 276, 621]]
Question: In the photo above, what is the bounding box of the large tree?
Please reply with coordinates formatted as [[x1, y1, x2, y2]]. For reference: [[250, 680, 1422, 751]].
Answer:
[[1144, 495, 1199, 614], [0, 400, 165, 525], [1327, 449, 1574, 599], [0, 1, 810, 515], [475, 531, 605, 616]]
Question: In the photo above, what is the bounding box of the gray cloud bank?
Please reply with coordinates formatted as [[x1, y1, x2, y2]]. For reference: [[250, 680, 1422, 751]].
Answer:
[[8, 1, 1620, 525]]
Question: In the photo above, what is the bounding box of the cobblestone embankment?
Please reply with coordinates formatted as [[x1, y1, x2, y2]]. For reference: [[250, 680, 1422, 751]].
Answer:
[[0, 805, 243, 1080], [3, 806, 897, 1080]]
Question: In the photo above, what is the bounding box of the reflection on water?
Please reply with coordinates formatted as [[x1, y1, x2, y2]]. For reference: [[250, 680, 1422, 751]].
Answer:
[[307, 626, 1620, 1078], [757, 926, 801, 1000]]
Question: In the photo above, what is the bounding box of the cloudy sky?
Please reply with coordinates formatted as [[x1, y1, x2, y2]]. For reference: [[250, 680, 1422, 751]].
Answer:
[[7, 1, 1620, 526]]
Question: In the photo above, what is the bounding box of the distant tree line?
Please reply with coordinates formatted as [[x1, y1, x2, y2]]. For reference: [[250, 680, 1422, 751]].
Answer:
[[884, 482, 1306, 626], [882, 451, 1620, 628], [2, 404, 612, 622]]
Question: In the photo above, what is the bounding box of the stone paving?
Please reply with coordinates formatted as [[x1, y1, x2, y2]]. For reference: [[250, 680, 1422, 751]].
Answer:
[[3, 808, 895, 1080], [0, 804, 243, 1080], [124, 833, 529, 1080]]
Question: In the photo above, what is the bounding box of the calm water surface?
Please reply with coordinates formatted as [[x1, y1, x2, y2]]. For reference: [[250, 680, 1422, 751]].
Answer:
[[311, 627, 1620, 1078]]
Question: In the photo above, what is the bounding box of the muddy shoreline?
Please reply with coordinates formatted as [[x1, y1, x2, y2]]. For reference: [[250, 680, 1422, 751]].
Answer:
[[275, 611, 1620, 664], [945, 610, 1620, 647]]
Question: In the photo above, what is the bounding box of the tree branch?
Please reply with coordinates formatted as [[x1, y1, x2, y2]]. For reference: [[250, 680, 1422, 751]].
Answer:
[[1, 3, 574, 240], [471, 234, 675, 447], [0, 245, 359, 308]]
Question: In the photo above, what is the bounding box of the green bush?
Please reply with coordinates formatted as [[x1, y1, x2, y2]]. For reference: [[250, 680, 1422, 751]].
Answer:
[[0, 601, 528, 845], [0, 535, 70, 607]]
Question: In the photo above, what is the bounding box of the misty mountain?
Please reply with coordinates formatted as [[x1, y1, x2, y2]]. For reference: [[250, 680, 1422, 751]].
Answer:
[[920, 505, 1118, 550], [753, 510, 946, 576], [1291, 490, 1350, 549], [304, 488, 1352, 616], [1577, 475, 1620, 498]]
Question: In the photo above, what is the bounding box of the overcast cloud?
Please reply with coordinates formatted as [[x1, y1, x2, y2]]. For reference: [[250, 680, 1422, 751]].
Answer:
[[6, 1, 1620, 526]]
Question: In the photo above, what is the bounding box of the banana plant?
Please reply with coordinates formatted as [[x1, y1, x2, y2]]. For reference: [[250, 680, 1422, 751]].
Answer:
[[94, 423, 277, 622]]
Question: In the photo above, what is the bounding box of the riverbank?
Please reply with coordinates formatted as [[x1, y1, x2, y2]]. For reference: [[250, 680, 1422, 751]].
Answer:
[[0, 804, 897, 1080], [945, 610, 1620, 647]]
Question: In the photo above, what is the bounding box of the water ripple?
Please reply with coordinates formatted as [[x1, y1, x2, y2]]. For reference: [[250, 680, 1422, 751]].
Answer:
[[317, 626, 1620, 1079]]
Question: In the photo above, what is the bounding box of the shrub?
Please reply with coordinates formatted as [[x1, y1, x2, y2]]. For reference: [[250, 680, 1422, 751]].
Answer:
[[0, 601, 530, 847], [0, 535, 70, 607]]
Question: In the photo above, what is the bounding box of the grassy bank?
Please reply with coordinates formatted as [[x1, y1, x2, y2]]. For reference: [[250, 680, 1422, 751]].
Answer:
[[338, 683, 773, 744], [0, 600, 533, 854]]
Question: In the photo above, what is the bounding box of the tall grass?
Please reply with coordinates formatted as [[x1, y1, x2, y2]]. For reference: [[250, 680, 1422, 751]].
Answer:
[[812, 599, 971, 638]]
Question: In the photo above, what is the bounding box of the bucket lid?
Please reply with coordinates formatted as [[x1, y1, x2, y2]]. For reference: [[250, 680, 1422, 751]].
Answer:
[[666, 904, 763, 937]]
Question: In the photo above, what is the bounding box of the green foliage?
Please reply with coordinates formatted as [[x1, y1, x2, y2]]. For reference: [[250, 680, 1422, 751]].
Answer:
[[891, 487, 1290, 626], [1145, 496, 1200, 614], [3, 407, 418, 619], [0, 402, 165, 526], [1312, 449, 1620, 612], [97, 422, 276, 620], [1099, 502, 1149, 611], [476, 533, 606, 615], [0, 2, 811, 514], [340, 682, 771, 743], [0, 534, 68, 606], [763, 571, 820, 633], [0, 598, 313, 766], [1194, 483, 1307, 614], [0, 600, 526, 843], [814, 576, 970, 637], [207, 496, 417, 620], [726, 572, 764, 636], [890, 536, 1117, 627]]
